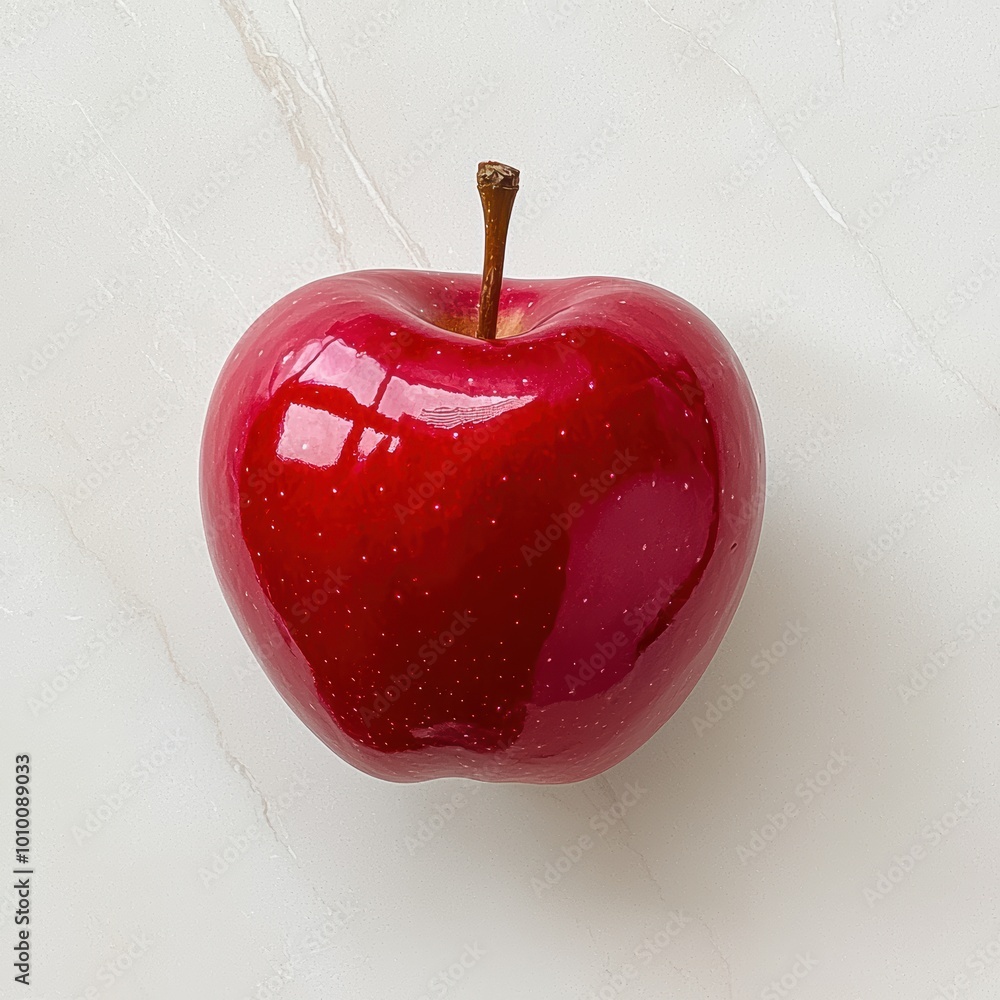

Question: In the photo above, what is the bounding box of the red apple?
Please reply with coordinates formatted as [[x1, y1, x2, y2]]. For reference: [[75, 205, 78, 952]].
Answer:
[[200, 163, 764, 783]]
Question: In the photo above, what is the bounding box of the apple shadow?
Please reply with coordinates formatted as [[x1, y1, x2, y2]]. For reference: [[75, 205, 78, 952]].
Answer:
[[320, 323, 971, 996], [412, 335, 962, 975], [427, 510, 857, 960]]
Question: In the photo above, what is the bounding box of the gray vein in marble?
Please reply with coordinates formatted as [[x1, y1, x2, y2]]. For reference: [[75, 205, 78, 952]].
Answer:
[[595, 774, 671, 912], [593, 781, 709, 992], [792, 161, 1000, 419], [696, 915, 735, 1000], [284, 0, 430, 268], [71, 101, 252, 321], [141, 348, 176, 384], [8, 477, 299, 863], [802, 165, 1000, 418], [577, 775, 696, 986], [791, 156, 850, 229], [914, 339, 1000, 417], [639, 7, 1000, 419], [538, 785, 581, 816], [146, 610, 298, 860], [221, 0, 356, 271], [831, 0, 845, 83], [928, 104, 1000, 120], [640, 0, 691, 36], [115, 0, 139, 27]]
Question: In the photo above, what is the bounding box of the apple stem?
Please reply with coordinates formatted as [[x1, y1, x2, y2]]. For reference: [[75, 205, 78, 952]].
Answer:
[[475, 161, 519, 341]]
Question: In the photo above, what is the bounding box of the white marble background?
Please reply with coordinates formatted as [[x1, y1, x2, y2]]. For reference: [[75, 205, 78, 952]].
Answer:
[[2, 0, 999, 996]]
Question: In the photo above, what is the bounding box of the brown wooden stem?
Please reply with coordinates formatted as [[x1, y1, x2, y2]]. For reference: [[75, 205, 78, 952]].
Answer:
[[475, 161, 519, 341]]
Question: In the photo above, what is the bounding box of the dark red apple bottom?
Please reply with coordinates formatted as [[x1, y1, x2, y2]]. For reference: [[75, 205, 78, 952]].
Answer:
[[200, 270, 764, 783]]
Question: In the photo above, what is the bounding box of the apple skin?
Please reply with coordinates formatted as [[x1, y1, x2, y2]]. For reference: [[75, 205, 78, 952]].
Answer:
[[200, 269, 764, 783]]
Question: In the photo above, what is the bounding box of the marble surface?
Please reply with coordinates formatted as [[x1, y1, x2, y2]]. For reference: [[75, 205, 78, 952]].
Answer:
[[3, 0, 999, 996]]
